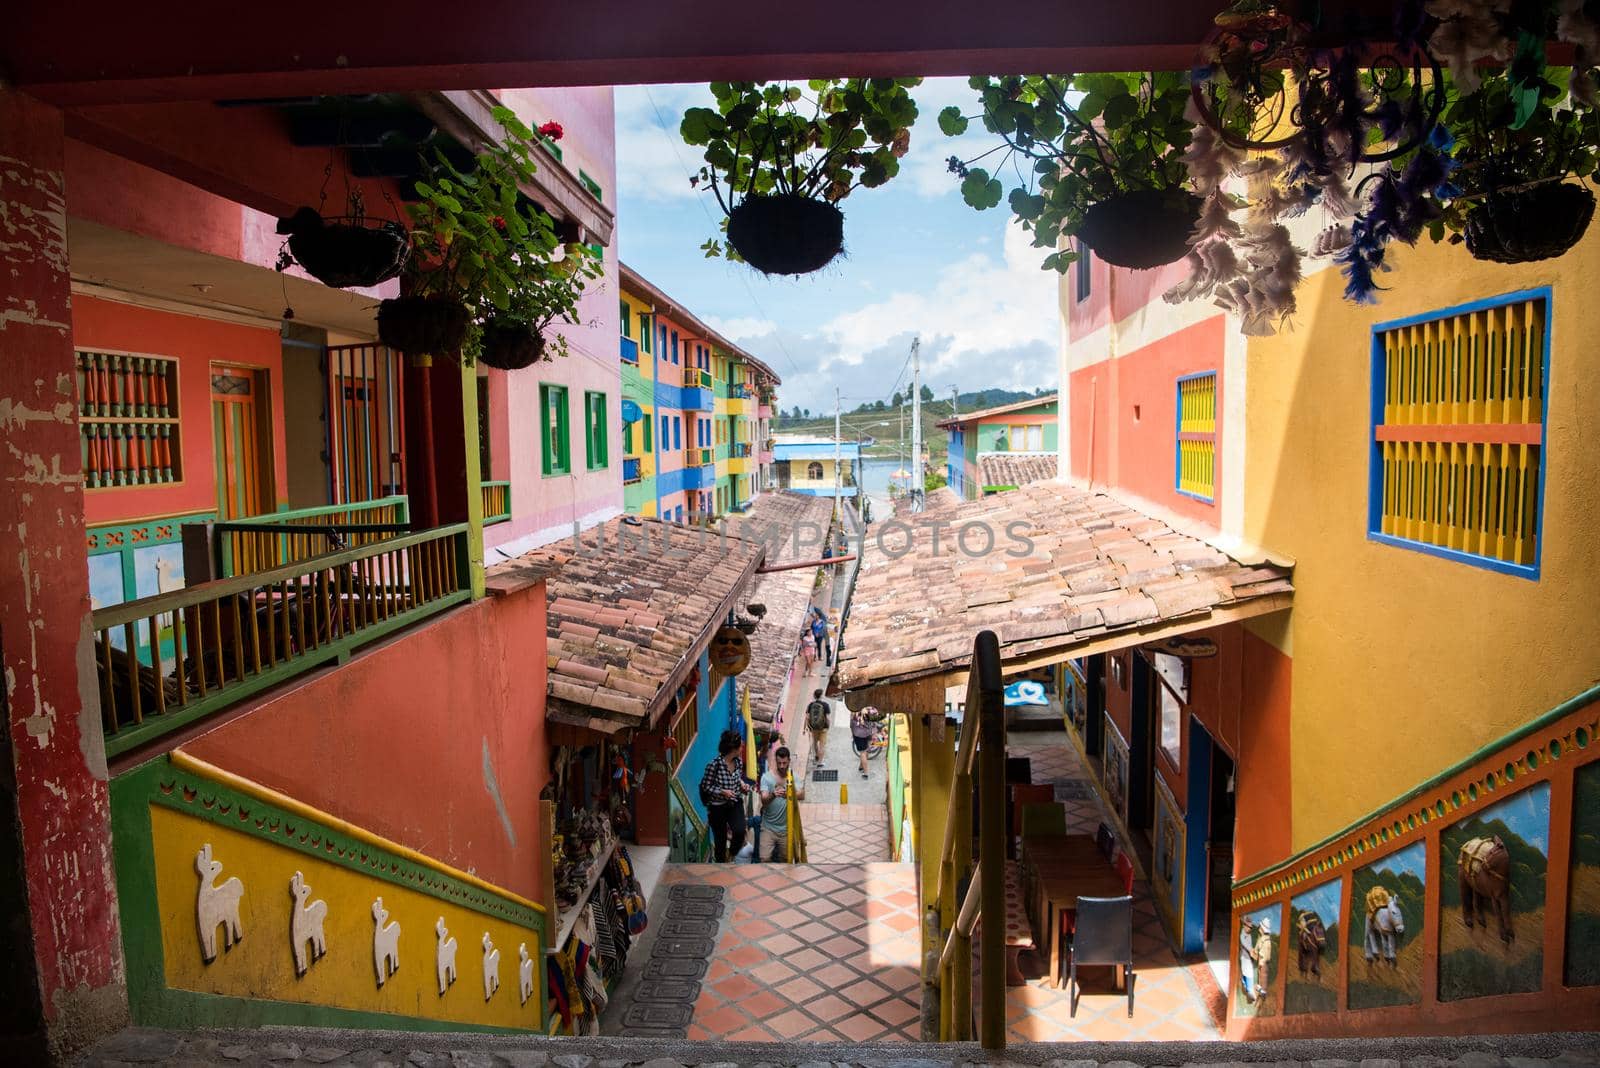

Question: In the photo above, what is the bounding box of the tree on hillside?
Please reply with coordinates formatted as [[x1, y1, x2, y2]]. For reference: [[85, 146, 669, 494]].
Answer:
[[802, 408, 811, 419], [920, 384, 934, 403], [873, 399, 886, 411], [892, 391, 903, 407]]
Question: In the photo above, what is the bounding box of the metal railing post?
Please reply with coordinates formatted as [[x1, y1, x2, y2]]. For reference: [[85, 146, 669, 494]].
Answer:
[[975, 629, 1005, 1051]]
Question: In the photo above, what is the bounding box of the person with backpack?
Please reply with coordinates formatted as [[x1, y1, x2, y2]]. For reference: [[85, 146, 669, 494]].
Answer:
[[850, 705, 884, 779], [804, 689, 832, 768], [698, 732, 750, 862]]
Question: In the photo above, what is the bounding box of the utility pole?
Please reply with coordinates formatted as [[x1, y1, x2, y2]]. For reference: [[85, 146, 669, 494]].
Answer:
[[834, 386, 842, 523], [909, 337, 922, 512]]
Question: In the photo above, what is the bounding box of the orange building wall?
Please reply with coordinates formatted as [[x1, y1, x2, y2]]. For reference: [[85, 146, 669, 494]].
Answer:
[[1233, 628, 1292, 880], [1068, 314, 1224, 528], [179, 589, 551, 901], [73, 294, 289, 527]]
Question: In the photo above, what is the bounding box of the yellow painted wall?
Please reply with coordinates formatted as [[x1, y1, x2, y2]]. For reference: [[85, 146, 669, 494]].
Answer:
[[786, 457, 852, 490], [1243, 238, 1600, 853], [152, 805, 544, 1029]]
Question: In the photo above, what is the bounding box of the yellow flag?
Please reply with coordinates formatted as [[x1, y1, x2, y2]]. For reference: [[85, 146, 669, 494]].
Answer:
[[742, 686, 758, 780]]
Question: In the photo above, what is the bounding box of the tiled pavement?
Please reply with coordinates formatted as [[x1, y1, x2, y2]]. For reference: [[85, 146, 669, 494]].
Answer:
[[800, 803, 889, 864], [664, 862, 924, 1043]]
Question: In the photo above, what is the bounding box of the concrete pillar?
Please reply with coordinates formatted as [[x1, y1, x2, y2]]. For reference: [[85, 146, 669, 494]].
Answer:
[[0, 88, 128, 1061]]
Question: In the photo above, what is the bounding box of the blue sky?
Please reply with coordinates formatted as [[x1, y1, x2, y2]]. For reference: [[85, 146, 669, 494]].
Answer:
[[1468, 782, 1550, 854], [612, 79, 1062, 415], [1292, 879, 1342, 926]]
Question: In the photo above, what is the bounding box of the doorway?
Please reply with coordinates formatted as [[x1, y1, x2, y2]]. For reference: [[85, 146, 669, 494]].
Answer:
[[1202, 738, 1237, 985], [210, 364, 273, 522]]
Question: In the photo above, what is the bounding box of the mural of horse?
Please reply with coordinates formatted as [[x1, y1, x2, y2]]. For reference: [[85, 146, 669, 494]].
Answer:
[[1296, 910, 1327, 978], [1363, 886, 1404, 965], [1458, 835, 1513, 945]]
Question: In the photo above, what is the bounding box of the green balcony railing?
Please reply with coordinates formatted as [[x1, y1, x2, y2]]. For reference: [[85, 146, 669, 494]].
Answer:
[[94, 524, 472, 760], [481, 480, 511, 525], [214, 496, 410, 578]]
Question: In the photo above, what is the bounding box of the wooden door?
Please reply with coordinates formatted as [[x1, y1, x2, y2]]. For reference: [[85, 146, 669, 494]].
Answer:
[[211, 365, 272, 522]]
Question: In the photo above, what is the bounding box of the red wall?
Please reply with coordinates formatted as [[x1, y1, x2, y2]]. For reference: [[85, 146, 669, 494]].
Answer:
[[1233, 630, 1292, 879], [1105, 649, 1133, 742], [73, 294, 288, 527], [181, 589, 551, 900], [1069, 314, 1224, 527]]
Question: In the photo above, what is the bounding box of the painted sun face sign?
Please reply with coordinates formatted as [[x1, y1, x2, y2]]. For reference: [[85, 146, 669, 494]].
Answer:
[[710, 625, 751, 676]]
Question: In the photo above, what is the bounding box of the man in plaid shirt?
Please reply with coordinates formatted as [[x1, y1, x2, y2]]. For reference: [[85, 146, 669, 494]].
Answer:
[[699, 732, 751, 861]]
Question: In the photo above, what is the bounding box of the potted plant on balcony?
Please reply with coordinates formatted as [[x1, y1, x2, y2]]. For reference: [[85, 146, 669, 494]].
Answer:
[[381, 107, 603, 366], [681, 78, 922, 275], [941, 73, 1199, 271], [275, 190, 410, 290]]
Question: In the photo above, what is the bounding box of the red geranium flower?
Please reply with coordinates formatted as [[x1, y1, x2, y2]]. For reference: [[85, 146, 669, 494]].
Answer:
[[539, 120, 564, 141], [492, 215, 507, 230]]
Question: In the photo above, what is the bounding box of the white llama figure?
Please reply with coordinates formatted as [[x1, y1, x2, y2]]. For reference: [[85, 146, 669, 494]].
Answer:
[[435, 917, 458, 995], [288, 871, 328, 976], [517, 942, 534, 1006], [481, 932, 501, 1000], [194, 843, 244, 963], [153, 555, 182, 631], [372, 897, 401, 987]]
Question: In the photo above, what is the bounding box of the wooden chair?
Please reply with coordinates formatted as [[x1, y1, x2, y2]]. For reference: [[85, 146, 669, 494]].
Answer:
[[1067, 894, 1136, 1017]]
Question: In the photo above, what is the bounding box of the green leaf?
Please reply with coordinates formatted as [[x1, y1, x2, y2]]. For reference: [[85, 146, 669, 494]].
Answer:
[[938, 106, 969, 136], [1008, 188, 1047, 220], [961, 169, 1004, 210]]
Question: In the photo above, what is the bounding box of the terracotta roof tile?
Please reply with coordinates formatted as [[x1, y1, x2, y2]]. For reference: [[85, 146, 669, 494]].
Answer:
[[490, 514, 765, 731], [977, 452, 1059, 489], [835, 481, 1293, 690]]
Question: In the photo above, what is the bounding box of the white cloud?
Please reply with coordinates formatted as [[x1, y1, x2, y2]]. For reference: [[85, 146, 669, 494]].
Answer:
[[704, 315, 777, 339], [614, 84, 716, 204]]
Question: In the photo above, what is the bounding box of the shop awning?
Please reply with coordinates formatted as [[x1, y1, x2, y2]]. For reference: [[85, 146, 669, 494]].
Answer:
[[834, 481, 1292, 700], [490, 515, 765, 736]]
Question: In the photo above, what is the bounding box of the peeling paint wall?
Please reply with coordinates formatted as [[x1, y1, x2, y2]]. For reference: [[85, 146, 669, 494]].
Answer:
[[0, 88, 128, 1059]]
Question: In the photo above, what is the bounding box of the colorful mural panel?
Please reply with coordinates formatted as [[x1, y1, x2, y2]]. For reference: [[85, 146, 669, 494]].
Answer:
[[1566, 760, 1600, 987], [1235, 902, 1282, 1018], [1285, 880, 1341, 1015], [1152, 774, 1184, 930], [1347, 841, 1426, 1010], [1438, 782, 1550, 1001], [1104, 714, 1129, 825]]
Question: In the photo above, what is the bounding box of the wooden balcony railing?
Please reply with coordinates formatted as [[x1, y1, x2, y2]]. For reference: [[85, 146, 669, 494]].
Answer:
[[669, 694, 698, 771], [94, 524, 472, 760], [481, 480, 511, 525], [213, 496, 410, 578]]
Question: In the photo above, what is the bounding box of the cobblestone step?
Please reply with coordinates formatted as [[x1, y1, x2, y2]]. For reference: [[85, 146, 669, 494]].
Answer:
[[78, 1025, 1600, 1068]]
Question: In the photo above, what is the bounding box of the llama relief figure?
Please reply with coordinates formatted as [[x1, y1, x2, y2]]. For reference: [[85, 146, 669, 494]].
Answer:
[[195, 844, 244, 963], [289, 871, 328, 976], [372, 897, 401, 987], [518, 942, 535, 1006], [482, 932, 501, 1000], [435, 918, 458, 995]]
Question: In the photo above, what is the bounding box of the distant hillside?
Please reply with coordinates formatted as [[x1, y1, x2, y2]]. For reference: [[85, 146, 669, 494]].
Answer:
[[770, 386, 1053, 460]]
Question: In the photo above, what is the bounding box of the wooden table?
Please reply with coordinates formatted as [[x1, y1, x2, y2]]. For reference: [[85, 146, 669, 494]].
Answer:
[[1021, 833, 1126, 987]]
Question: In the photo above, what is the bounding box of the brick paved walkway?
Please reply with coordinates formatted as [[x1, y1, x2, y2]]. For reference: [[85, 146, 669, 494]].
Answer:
[[800, 803, 889, 863]]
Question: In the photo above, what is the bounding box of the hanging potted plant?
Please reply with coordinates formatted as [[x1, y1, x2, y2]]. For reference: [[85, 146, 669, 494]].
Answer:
[[680, 78, 921, 275], [275, 190, 410, 290], [382, 106, 603, 364], [1425, 0, 1600, 264], [941, 73, 1199, 271]]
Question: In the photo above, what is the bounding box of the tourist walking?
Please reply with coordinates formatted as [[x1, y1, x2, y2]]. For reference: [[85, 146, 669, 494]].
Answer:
[[804, 689, 831, 768], [757, 746, 804, 862], [810, 606, 831, 666], [699, 732, 750, 862]]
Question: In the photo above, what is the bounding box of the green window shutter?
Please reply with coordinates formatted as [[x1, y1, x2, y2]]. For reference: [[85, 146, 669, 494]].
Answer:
[[540, 385, 553, 476], [641, 316, 652, 354], [541, 384, 569, 475], [584, 391, 608, 470], [620, 300, 630, 338], [623, 421, 633, 454], [643, 415, 652, 451]]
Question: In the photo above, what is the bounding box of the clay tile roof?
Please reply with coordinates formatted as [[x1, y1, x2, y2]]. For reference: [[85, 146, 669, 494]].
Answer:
[[730, 493, 837, 724], [834, 481, 1293, 691], [978, 452, 1059, 489], [496, 515, 765, 732]]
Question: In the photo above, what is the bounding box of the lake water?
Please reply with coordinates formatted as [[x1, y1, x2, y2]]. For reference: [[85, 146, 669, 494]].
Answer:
[[856, 456, 918, 522]]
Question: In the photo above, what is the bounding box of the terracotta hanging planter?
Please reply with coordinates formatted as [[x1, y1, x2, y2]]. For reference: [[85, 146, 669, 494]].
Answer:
[[1076, 189, 1204, 270], [1463, 181, 1596, 265], [478, 318, 547, 371], [377, 295, 469, 358], [726, 194, 845, 276], [277, 208, 409, 290]]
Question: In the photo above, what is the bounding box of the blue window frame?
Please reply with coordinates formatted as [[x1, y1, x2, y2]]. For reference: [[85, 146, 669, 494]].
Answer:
[[1174, 372, 1217, 503], [1367, 288, 1549, 580], [673, 416, 682, 450], [671, 331, 679, 364]]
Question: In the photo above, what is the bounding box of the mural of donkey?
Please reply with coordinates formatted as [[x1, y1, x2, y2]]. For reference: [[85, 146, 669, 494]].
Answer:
[[1296, 910, 1327, 978], [436, 918, 458, 995], [194, 844, 244, 962], [1458, 835, 1514, 945], [289, 872, 328, 976], [372, 897, 401, 987], [1363, 886, 1405, 965]]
